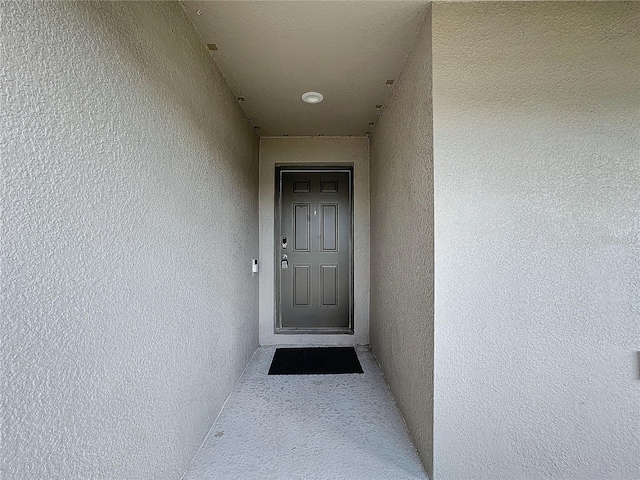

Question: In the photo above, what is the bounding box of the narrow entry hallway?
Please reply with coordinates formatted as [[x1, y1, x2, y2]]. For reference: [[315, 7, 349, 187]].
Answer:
[[4, 1, 639, 479], [183, 347, 428, 480]]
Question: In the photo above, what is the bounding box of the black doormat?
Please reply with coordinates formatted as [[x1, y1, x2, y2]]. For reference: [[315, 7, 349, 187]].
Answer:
[[268, 347, 363, 375]]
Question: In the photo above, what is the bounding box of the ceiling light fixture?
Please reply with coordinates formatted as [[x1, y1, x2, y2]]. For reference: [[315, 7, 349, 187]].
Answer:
[[302, 92, 324, 104]]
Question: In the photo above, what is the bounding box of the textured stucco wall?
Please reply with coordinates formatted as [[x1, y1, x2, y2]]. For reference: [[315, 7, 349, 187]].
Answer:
[[432, 3, 640, 479], [369, 8, 434, 477], [258, 137, 370, 345], [1, 2, 259, 479]]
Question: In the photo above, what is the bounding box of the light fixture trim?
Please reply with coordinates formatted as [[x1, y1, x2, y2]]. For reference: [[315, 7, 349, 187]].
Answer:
[[302, 92, 324, 104]]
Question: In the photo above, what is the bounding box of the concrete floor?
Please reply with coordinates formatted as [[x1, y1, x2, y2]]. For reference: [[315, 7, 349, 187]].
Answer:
[[183, 346, 428, 480]]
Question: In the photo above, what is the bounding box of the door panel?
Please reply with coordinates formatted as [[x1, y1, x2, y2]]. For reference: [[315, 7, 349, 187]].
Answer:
[[321, 204, 338, 252], [321, 265, 338, 307], [277, 169, 352, 332], [293, 265, 311, 307], [293, 204, 310, 251]]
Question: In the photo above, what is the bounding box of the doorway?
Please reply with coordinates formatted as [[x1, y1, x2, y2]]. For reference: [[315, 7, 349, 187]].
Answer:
[[275, 166, 354, 334]]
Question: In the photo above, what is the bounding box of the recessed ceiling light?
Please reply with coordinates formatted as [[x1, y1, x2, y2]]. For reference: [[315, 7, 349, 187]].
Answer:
[[302, 92, 323, 104]]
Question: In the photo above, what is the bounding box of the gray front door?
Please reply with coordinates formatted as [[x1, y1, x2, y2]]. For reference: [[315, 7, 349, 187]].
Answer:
[[276, 168, 353, 333]]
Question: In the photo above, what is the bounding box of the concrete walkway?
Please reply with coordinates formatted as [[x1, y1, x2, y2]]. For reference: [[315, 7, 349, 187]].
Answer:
[[183, 346, 428, 480]]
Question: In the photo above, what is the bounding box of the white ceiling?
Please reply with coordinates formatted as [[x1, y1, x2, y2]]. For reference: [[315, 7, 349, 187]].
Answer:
[[183, 1, 430, 136]]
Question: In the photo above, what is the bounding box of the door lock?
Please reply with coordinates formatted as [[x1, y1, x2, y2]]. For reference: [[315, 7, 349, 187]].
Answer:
[[282, 237, 288, 249], [281, 254, 288, 269]]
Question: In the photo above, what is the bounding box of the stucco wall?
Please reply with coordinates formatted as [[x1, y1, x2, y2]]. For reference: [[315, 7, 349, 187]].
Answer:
[[369, 8, 434, 477], [432, 3, 640, 479], [2, 2, 259, 479], [258, 137, 370, 345]]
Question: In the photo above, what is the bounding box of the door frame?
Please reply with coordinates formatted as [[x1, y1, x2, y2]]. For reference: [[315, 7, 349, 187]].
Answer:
[[274, 165, 354, 334]]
